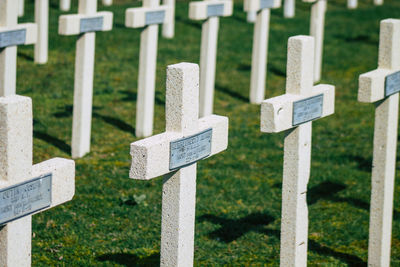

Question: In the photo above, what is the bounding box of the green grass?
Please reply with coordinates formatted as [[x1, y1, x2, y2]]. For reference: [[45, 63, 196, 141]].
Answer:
[[14, 0, 400, 265]]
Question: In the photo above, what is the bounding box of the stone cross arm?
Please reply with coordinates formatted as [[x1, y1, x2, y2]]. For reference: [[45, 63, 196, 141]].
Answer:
[[0, 23, 37, 48], [58, 12, 113, 35], [261, 84, 335, 133], [130, 114, 228, 180], [244, 0, 281, 12], [359, 19, 400, 103], [189, 0, 233, 20], [125, 6, 173, 28], [31, 158, 75, 211]]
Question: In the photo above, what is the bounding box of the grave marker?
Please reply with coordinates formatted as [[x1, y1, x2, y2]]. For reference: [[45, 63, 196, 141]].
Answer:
[[0, 94, 75, 267], [358, 18, 400, 267], [244, 0, 281, 104], [162, 0, 175, 38], [188, 0, 233, 117], [59, 0, 113, 158], [34, 0, 49, 64], [129, 63, 228, 266], [18, 0, 24, 17], [0, 0, 37, 97], [305, 0, 327, 83], [60, 0, 70, 11], [260, 36, 335, 266], [247, 11, 256, 23], [347, 0, 357, 9], [125, 0, 172, 137], [284, 0, 295, 18]]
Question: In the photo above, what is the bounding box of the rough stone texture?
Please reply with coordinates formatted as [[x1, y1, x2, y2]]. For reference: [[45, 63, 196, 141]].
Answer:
[[246, 0, 281, 104], [59, 0, 113, 158], [347, 0, 357, 9], [284, 0, 295, 18], [34, 0, 48, 64], [357, 19, 400, 267], [189, 0, 233, 117], [129, 63, 228, 266], [260, 36, 335, 267], [59, 0, 70, 11], [309, 0, 326, 83], [0, 0, 37, 97], [125, 0, 172, 138], [58, 12, 113, 35], [0, 95, 75, 267]]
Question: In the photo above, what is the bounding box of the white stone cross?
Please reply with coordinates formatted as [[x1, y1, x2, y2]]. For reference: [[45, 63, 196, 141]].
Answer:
[[244, 0, 281, 104], [161, 0, 175, 38], [34, 0, 49, 64], [60, 0, 70, 11], [260, 36, 335, 266], [0, 94, 75, 267], [58, 0, 113, 158], [0, 0, 37, 97], [283, 0, 295, 18], [347, 0, 357, 9], [125, 0, 172, 138], [129, 63, 228, 266], [358, 18, 400, 267], [305, 0, 327, 83], [18, 0, 24, 17], [188, 0, 233, 117]]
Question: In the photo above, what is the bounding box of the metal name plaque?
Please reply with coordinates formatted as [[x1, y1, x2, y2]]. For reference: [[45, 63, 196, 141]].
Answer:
[[0, 29, 26, 48], [292, 94, 323, 126], [80, 17, 104, 33], [260, 0, 275, 9], [145, 10, 166, 25], [169, 128, 213, 170], [0, 174, 52, 225], [207, 4, 225, 17], [385, 71, 400, 97]]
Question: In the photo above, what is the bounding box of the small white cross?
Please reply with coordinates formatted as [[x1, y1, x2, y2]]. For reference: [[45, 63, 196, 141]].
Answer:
[[243, 0, 281, 104], [358, 18, 400, 267], [58, 0, 113, 158], [34, 0, 49, 64], [260, 35, 335, 266], [125, 0, 173, 138], [0, 95, 75, 267], [0, 0, 37, 97], [188, 0, 233, 117], [129, 63, 228, 267]]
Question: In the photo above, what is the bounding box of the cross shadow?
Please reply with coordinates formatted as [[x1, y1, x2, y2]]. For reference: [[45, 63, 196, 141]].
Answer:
[[269, 64, 286, 78], [237, 63, 251, 72], [199, 212, 275, 243], [215, 83, 249, 103], [17, 51, 34, 61], [97, 252, 160, 267], [92, 112, 135, 134], [334, 34, 378, 46], [33, 130, 71, 154], [53, 105, 102, 118], [201, 212, 366, 265], [119, 90, 165, 106]]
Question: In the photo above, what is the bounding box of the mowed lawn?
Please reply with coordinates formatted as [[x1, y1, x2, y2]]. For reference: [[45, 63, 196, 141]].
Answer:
[[16, 0, 400, 265]]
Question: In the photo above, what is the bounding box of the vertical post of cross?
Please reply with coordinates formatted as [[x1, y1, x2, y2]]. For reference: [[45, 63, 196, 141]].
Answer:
[[60, 0, 71, 11], [260, 35, 335, 266], [18, 0, 24, 17], [374, 0, 383, 6], [309, 0, 327, 83], [358, 18, 400, 267], [34, 0, 49, 64], [162, 0, 175, 38], [347, 0, 357, 9], [0, 0, 18, 96], [284, 0, 295, 18]]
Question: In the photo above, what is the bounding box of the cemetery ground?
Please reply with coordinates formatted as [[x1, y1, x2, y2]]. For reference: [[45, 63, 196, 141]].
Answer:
[[17, 0, 400, 265]]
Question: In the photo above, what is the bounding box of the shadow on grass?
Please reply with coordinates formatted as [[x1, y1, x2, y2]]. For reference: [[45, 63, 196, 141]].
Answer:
[[33, 130, 71, 154], [175, 16, 202, 30], [334, 34, 378, 46], [199, 212, 274, 243], [201, 212, 366, 265], [17, 51, 34, 61], [53, 105, 102, 118], [97, 252, 159, 267], [269, 64, 286, 77], [93, 112, 135, 134], [119, 90, 165, 106], [215, 83, 249, 103]]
